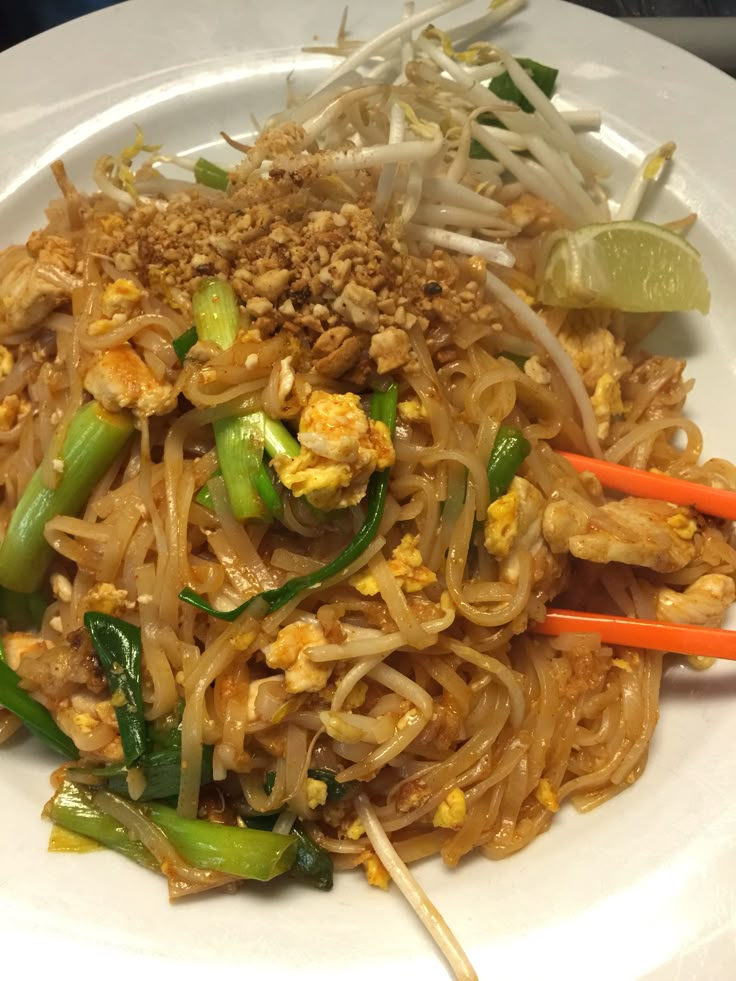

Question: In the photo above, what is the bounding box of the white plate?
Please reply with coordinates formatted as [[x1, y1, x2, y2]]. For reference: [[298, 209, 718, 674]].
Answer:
[[2, 2, 736, 979]]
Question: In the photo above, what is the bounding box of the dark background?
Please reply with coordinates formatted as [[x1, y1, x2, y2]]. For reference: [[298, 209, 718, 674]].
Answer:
[[2, 0, 735, 51]]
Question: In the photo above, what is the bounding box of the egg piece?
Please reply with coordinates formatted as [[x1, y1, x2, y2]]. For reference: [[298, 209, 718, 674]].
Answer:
[[590, 372, 624, 440], [305, 778, 328, 810], [350, 534, 436, 596], [432, 787, 467, 829], [272, 391, 395, 510], [263, 620, 332, 694]]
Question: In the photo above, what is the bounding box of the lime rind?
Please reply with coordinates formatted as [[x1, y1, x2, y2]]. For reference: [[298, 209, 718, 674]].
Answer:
[[537, 220, 711, 314]]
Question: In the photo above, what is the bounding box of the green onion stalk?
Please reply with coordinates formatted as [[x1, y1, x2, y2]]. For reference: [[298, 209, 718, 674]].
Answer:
[[180, 383, 399, 622], [192, 279, 282, 521], [194, 157, 230, 192], [49, 780, 297, 882], [0, 401, 135, 593], [487, 425, 531, 501]]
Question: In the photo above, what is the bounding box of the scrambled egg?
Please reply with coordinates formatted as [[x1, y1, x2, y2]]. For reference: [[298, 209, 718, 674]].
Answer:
[[350, 534, 436, 596], [362, 851, 391, 890], [88, 278, 145, 336], [263, 620, 332, 694], [484, 477, 543, 561], [432, 787, 466, 830], [83, 343, 176, 417], [484, 489, 519, 558], [667, 510, 698, 541], [535, 778, 560, 813], [0, 394, 30, 432], [345, 818, 365, 840], [83, 582, 129, 616], [0, 345, 13, 380], [591, 371, 624, 440], [272, 391, 395, 510], [557, 319, 625, 391], [306, 778, 328, 810], [397, 399, 427, 424]]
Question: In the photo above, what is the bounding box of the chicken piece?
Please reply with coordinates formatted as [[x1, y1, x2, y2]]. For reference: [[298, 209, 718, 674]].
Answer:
[[369, 327, 412, 374], [83, 343, 176, 417], [272, 390, 394, 510], [263, 620, 332, 694], [432, 787, 467, 829], [543, 497, 699, 573], [591, 372, 625, 440], [312, 326, 363, 379], [350, 534, 436, 596], [556, 317, 625, 391], [656, 573, 735, 628], [0, 239, 77, 335], [15, 630, 106, 708], [88, 279, 145, 336]]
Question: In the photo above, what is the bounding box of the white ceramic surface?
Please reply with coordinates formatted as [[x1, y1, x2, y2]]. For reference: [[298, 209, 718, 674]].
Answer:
[[1, 2, 736, 979]]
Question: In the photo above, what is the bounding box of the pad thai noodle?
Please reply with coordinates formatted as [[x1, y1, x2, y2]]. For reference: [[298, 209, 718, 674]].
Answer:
[[0, 2, 733, 978]]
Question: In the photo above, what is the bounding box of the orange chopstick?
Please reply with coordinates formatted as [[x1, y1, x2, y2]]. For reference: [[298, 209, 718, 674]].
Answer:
[[560, 452, 736, 522], [532, 608, 736, 661]]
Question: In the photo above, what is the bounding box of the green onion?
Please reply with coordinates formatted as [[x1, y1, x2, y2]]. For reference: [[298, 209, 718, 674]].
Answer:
[[290, 823, 333, 890], [194, 157, 230, 192], [487, 425, 532, 501], [0, 401, 135, 593], [70, 700, 214, 801], [264, 767, 358, 802], [49, 780, 158, 871], [470, 57, 559, 159], [84, 612, 146, 766], [145, 800, 296, 880], [262, 416, 301, 458], [489, 58, 558, 114], [498, 351, 529, 370], [242, 805, 334, 891], [70, 744, 215, 802], [51, 781, 297, 882], [193, 278, 272, 521], [172, 325, 198, 362], [0, 659, 79, 758], [0, 587, 46, 631], [196, 414, 299, 516], [180, 383, 399, 622]]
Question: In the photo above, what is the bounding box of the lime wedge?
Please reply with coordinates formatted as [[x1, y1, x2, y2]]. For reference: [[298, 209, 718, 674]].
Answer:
[[537, 220, 710, 314]]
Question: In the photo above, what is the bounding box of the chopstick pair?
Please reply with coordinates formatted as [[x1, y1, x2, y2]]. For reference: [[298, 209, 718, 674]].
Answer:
[[530, 452, 736, 662]]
